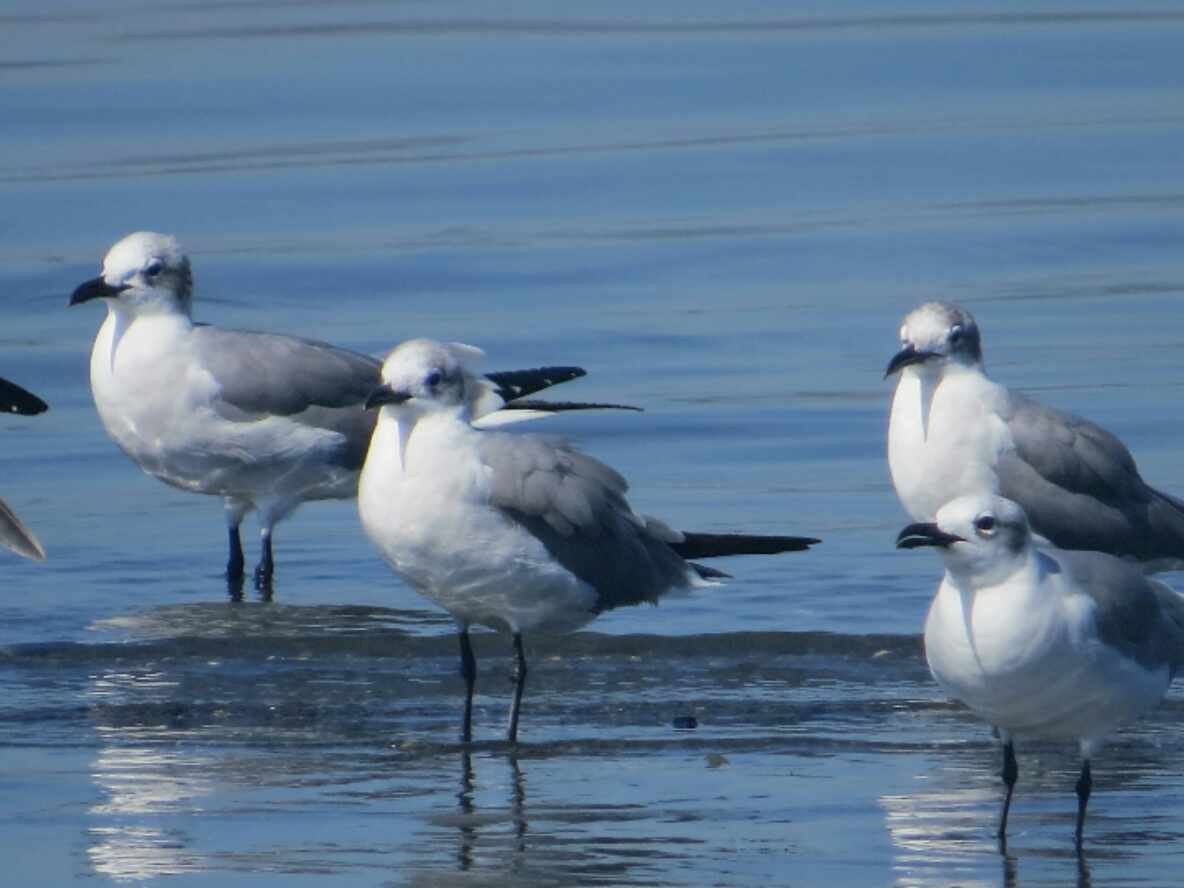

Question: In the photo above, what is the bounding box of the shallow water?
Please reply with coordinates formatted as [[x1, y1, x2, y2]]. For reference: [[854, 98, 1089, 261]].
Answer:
[[4, 1, 1184, 884]]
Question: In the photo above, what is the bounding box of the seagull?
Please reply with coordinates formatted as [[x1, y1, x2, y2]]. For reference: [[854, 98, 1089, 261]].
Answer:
[[358, 338, 821, 743], [69, 231, 628, 596], [886, 301, 1184, 571], [0, 376, 47, 561], [897, 492, 1184, 848]]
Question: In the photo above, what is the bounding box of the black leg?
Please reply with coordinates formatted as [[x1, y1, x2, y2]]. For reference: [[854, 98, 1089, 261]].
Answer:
[[227, 526, 245, 600], [507, 633, 528, 745], [998, 740, 1018, 847], [253, 531, 274, 597], [459, 630, 476, 743], [227, 525, 245, 579], [1075, 759, 1092, 850]]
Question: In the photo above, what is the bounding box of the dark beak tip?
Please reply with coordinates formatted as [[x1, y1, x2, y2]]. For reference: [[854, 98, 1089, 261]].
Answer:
[[69, 277, 123, 307], [364, 387, 411, 410], [885, 344, 931, 378]]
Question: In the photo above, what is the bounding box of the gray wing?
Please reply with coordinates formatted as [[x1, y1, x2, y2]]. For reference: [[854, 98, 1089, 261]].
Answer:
[[192, 326, 381, 416], [0, 496, 44, 561], [478, 432, 695, 611], [1054, 549, 1184, 674], [999, 393, 1184, 564], [191, 327, 381, 471]]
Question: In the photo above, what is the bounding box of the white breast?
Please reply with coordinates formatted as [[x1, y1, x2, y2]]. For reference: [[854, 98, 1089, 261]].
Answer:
[[888, 366, 1012, 521], [90, 311, 211, 479]]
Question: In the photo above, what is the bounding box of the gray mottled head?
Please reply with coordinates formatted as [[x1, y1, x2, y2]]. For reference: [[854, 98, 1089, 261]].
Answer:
[[69, 231, 194, 317], [365, 338, 484, 415], [885, 302, 983, 377], [897, 493, 1031, 586]]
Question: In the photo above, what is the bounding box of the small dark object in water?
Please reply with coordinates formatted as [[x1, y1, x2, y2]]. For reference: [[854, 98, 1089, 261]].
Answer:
[[672, 715, 698, 730]]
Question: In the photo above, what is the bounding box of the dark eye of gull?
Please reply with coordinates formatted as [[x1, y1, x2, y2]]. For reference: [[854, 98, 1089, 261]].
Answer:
[[144, 260, 164, 277], [975, 515, 996, 534], [424, 370, 443, 387]]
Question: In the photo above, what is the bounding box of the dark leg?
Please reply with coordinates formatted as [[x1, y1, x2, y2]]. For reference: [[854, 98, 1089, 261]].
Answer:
[[226, 526, 245, 601], [227, 526, 245, 579], [1075, 759, 1092, 850], [507, 633, 528, 745], [459, 630, 476, 743], [253, 529, 274, 597], [998, 740, 1018, 847]]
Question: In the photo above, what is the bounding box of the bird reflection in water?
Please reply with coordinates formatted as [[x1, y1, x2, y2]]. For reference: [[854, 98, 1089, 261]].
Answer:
[[881, 781, 1094, 888], [999, 846, 1092, 888], [86, 730, 211, 878], [85, 666, 209, 880], [452, 750, 528, 875]]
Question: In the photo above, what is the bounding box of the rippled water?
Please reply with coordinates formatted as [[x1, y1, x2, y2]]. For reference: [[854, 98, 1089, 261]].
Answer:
[[4, 1, 1184, 884]]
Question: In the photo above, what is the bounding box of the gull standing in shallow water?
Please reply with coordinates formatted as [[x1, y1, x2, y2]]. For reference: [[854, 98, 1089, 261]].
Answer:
[[0, 376, 47, 560], [358, 338, 820, 743], [886, 301, 1184, 571], [70, 232, 622, 596], [897, 492, 1184, 848]]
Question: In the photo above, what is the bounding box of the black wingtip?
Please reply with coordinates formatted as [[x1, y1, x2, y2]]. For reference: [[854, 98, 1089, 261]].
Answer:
[[670, 532, 821, 560], [0, 378, 48, 416], [485, 366, 587, 401], [689, 562, 732, 580]]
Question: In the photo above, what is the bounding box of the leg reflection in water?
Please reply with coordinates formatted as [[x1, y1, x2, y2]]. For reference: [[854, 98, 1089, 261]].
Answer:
[[999, 842, 1092, 888], [453, 750, 529, 874]]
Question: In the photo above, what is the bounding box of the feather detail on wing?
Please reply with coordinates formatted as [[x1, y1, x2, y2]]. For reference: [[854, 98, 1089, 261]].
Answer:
[[0, 497, 44, 561], [999, 393, 1184, 565], [195, 326, 381, 416], [1054, 548, 1184, 673], [477, 432, 697, 610]]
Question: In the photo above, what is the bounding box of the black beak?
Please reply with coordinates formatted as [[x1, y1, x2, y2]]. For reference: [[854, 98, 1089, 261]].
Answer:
[[69, 276, 128, 306], [884, 343, 936, 378], [364, 385, 412, 410], [896, 522, 965, 550]]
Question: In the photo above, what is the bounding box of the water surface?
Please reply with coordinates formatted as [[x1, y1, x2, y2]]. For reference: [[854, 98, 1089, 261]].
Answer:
[[3, 1, 1184, 884]]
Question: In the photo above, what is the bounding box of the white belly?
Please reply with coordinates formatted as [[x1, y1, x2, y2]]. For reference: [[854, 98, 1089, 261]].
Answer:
[[924, 574, 1170, 744]]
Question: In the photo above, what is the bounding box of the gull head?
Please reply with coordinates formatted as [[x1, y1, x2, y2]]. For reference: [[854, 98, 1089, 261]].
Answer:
[[897, 493, 1031, 585], [885, 302, 982, 378], [69, 231, 193, 316], [365, 338, 484, 416]]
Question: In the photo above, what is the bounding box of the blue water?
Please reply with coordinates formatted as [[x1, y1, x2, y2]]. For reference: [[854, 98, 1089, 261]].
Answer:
[[3, 1, 1184, 884]]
